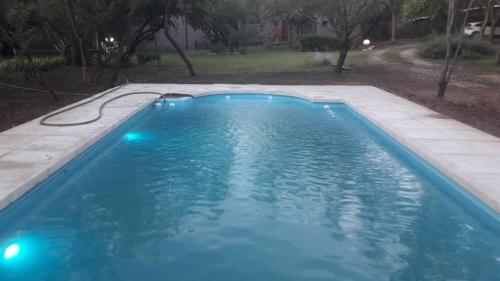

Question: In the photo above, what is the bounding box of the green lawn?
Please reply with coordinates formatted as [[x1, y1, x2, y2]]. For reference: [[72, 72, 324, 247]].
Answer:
[[381, 46, 408, 63], [417, 54, 500, 74], [412, 40, 500, 74], [154, 48, 365, 74], [459, 57, 500, 74], [0, 56, 65, 73]]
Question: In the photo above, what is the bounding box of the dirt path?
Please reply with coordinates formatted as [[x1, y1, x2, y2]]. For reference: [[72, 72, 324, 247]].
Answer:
[[371, 44, 500, 89], [362, 43, 500, 136]]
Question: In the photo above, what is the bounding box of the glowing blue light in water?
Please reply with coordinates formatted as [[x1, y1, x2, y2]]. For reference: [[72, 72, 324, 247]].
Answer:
[[3, 243, 20, 260], [124, 132, 142, 142]]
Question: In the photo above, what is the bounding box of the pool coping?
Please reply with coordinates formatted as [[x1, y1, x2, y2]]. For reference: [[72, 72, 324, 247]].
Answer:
[[0, 84, 499, 215]]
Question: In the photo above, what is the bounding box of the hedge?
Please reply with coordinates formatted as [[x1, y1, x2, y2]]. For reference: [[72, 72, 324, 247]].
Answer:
[[419, 37, 497, 59], [300, 36, 339, 52]]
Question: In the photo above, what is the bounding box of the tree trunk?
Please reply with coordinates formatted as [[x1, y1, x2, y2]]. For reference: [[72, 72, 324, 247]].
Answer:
[[64, 0, 87, 80], [437, 74, 448, 98], [391, 10, 397, 43], [77, 38, 87, 80], [488, 10, 500, 41], [335, 43, 350, 74], [69, 43, 80, 66], [184, 17, 189, 50], [436, 0, 474, 98], [1, 42, 15, 57], [154, 36, 160, 65], [164, 29, 196, 76], [108, 52, 122, 88], [480, 1, 492, 40], [437, 0, 456, 99]]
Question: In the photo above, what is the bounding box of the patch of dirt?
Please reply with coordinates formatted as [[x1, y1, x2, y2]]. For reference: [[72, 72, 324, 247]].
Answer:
[[1, 48, 500, 138], [400, 48, 436, 68]]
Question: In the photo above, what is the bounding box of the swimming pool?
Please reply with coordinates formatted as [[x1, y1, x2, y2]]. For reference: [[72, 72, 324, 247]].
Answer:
[[0, 94, 499, 280]]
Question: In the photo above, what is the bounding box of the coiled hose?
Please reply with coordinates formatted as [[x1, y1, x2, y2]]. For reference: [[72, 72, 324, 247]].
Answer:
[[39, 84, 165, 127]]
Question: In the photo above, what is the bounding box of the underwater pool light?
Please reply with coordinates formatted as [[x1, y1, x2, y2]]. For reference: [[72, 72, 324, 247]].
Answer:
[[3, 243, 20, 260], [124, 132, 142, 142]]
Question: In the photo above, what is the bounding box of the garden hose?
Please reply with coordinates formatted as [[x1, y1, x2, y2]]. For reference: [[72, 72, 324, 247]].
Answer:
[[39, 83, 165, 127]]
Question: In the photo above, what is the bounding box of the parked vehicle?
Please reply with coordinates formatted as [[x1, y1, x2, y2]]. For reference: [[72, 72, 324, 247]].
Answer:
[[464, 22, 500, 37]]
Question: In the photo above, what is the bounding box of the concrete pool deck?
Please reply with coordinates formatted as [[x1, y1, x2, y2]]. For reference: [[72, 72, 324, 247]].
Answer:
[[0, 84, 499, 214]]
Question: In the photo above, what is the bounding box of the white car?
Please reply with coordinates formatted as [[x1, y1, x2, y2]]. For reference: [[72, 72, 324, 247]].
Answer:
[[464, 22, 500, 37]]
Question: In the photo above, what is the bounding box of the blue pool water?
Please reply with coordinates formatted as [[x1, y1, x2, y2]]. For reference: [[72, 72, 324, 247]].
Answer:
[[0, 94, 499, 281]]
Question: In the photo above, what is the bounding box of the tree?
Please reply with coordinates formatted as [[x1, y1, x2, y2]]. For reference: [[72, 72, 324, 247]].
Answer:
[[437, 0, 475, 98], [264, 0, 322, 43], [164, 29, 196, 75], [487, 0, 500, 41], [196, 0, 246, 48], [323, 0, 378, 74], [64, 0, 88, 80], [0, 0, 16, 57], [106, 0, 175, 86], [479, 0, 493, 39], [37, 0, 98, 70], [189, 0, 260, 53], [403, 0, 449, 33], [0, 0, 59, 100], [384, 0, 405, 43]]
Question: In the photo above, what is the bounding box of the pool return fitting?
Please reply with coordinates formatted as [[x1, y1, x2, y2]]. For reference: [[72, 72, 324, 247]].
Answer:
[[39, 83, 192, 127]]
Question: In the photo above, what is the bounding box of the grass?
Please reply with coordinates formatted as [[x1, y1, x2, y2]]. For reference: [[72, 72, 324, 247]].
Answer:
[[381, 46, 408, 63], [0, 56, 65, 73], [0, 49, 367, 76], [416, 53, 500, 74], [153, 48, 365, 74], [458, 56, 500, 74]]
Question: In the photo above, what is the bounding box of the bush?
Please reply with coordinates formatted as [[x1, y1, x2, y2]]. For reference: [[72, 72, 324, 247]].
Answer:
[[419, 37, 497, 59], [465, 39, 497, 56], [300, 36, 340, 52]]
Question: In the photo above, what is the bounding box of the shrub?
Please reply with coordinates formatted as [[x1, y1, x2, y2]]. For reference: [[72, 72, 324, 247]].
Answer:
[[300, 36, 340, 52], [465, 39, 497, 56], [419, 37, 497, 59]]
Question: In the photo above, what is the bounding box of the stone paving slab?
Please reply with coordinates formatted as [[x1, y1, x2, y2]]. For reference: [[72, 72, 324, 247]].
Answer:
[[0, 84, 499, 215]]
